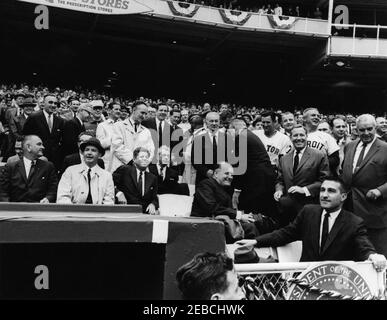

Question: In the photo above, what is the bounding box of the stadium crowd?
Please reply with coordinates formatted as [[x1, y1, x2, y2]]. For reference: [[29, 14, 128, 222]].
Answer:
[[1, 83, 387, 266], [180, 0, 326, 19]]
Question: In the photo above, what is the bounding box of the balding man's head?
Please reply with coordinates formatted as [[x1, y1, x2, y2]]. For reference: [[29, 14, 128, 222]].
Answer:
[[229, 119, 247, 130], [206, 112, 220, 133], [356, 114, 376, 144], [23, 135, 45, 160], [213, 162, 234, 187]]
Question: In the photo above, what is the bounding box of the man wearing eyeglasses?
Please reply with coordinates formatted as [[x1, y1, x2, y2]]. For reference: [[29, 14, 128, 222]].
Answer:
[[23, 94, 65, 171]]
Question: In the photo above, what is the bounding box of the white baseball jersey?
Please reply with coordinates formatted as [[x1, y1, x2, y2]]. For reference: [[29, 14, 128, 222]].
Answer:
[[307, 130, 340, 156], [253, 130, 292, 167]]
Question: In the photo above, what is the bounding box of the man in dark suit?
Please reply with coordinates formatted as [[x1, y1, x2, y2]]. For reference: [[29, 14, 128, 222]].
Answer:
[[23, 94, 65, 171], [191, 112, 229, 185], [9, 96, 35, 141], [62, 104, 92, 157], [61, 132, 105, 175], [229, 119, 277, 220], [0, 135, 58, 203], [237, 177, 387, 271], [113, 146, 158, 214], [148, 145, 189, 195], [192, 162, 259, 240], [275, 124, 330, 226], [142, 103, 174, 155], [342, 114, 387, 257]]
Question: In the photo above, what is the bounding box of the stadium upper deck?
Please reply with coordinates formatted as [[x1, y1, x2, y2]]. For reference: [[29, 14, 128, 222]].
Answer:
[[0, 0, 386, 111]]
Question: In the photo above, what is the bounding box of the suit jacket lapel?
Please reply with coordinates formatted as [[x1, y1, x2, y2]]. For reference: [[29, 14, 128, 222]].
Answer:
[[144, 172, 151, 194], [348, 141, 358, 176], [312, 208, 323, 257], [286, 150, 295, 179], [39, 112, 51, 135], [130, 167, 139, 193], [321, 209, 345, 254], [17, 160, 28, 184], [355, 140, 380, 175], [295, 147, 310, 174]]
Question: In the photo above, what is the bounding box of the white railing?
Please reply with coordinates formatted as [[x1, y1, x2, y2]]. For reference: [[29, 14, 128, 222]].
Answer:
[[235, 261, 386, 300], [329, 23, 387, 58]]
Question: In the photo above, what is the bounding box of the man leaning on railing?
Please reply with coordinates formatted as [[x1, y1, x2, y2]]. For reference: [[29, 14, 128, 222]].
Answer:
[[237, 177, 387, 273]]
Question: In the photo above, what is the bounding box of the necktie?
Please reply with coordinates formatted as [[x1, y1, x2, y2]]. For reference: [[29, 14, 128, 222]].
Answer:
[[160, 165, 166, 181], [320, 212, 330, 253], [158, 121, 163, 147], [134, 123, 138, 133], [293, 150, 300, 175], [355, 142, 368, 171], [48, 114, 53, 133], [85, 168, 93, 204], [138, 171, 144, 196], [28, 160, 36, 180], [212, 134, 217, 164]]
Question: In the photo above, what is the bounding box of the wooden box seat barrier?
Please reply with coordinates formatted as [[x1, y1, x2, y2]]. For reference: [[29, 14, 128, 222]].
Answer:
[[0, 202, 225, 299]]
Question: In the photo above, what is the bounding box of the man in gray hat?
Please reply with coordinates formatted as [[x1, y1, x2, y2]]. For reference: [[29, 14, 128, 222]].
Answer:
[[57, 137, 114, 205]]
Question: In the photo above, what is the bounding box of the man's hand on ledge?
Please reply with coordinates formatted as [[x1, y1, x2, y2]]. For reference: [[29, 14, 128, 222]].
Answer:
[[146, 203, 157, 215], [235, 239, 257, 248], [40, 197, 49, 204], [368, 253, 387, 272]]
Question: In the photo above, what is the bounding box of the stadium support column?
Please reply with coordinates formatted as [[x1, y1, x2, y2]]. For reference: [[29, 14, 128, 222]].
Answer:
[[327, 0, 334, 35], [326, 0, 334, 56]]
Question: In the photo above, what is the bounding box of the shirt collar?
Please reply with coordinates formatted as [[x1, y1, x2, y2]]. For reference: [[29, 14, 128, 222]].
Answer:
[[359, 136, 377, 148], [23, 156, 32, 166], [294, 147, 306, 156], [76, 116, 83, 126], [43, 110, 52, 119], [322, 208, 341, 219]]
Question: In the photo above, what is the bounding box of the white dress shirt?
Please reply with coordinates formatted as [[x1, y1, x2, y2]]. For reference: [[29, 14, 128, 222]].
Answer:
[[155, 118, 165, 133], [23, 157, 33, 177], [136, 168, 146, 196], [352, 137, 377, 173], [319, 209, 341, 248], [43, 110, 53, 130]]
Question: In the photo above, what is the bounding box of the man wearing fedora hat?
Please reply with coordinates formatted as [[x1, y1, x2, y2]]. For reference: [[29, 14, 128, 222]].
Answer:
[[57, 137, 114, 205], [9, 96, 36, 141]]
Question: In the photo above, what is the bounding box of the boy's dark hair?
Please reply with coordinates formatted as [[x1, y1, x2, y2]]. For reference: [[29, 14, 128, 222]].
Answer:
[[176, 252, 234, 300]]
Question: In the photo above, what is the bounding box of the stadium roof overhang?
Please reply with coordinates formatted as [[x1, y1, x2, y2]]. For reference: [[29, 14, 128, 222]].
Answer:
[[1, 0, 387, 112]]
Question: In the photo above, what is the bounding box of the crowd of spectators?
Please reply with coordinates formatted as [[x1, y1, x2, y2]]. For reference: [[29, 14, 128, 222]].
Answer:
[[1, 82, 387, 269], [181, 0, 327, 19]]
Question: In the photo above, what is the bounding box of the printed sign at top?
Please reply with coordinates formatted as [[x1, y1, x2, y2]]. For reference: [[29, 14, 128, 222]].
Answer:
[[19, 0, 153, 15]]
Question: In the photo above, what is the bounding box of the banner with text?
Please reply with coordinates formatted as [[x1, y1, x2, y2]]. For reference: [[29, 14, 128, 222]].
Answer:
[[18, 0, 153, 15]]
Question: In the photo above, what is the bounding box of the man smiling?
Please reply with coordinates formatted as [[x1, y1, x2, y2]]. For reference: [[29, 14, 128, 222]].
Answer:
[[57, 138, 114, 204], [237, 177, 387, 271]]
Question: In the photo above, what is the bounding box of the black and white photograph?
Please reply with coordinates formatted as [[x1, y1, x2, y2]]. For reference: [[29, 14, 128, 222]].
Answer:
[[0, 0, 387, 307]]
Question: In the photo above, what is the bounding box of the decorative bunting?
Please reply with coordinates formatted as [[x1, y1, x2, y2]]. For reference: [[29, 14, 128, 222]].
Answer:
[[267, 15, 299, 30], [167, 1, 200, 18], [218, 9, 251, 26]]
